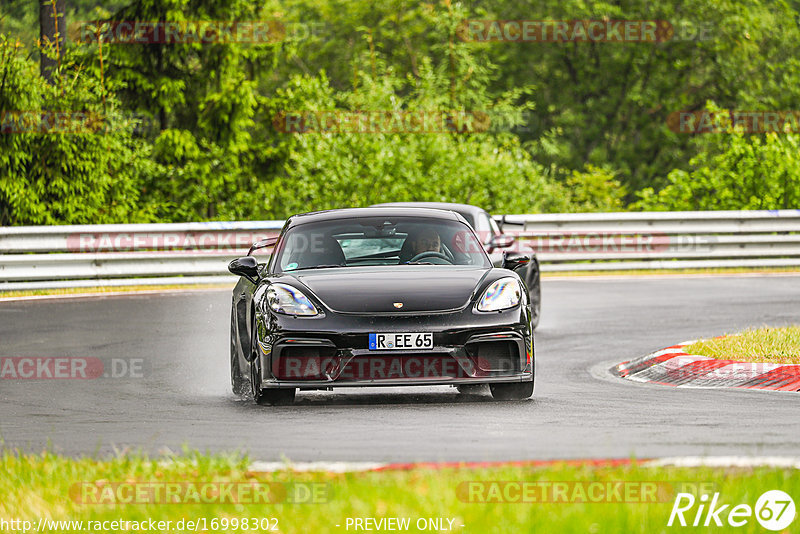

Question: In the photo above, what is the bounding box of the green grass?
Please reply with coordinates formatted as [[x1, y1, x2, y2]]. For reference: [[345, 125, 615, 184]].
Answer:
[[1, 451, 798, 533], [686, 325, 800, 365]]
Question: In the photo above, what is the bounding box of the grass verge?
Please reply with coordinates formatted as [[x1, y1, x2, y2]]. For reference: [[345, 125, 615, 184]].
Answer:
[[1, 451, 798, 533], [686, 325, 800, 365]]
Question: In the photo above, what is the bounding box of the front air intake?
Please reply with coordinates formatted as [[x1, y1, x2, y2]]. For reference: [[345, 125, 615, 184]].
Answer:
[[466, 341, 519, 373]]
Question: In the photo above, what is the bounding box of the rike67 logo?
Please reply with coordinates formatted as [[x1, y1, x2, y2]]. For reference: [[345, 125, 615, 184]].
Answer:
[[668, 490, 795, 531]]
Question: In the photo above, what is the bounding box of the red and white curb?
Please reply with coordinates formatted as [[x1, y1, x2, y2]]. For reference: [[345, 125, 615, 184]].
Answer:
[[246, 457, 800, 473], [614, 341, 800, 391], [247, 458, 639, 473]]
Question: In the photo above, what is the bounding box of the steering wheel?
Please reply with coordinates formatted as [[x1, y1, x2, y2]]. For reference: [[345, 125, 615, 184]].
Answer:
[[408, 251, 454, 264]]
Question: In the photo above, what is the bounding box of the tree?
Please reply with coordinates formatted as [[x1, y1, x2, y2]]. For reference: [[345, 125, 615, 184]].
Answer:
[[0, 36, 154, 225], [38, 0, 66, 82], [633, 129, 800, 211]]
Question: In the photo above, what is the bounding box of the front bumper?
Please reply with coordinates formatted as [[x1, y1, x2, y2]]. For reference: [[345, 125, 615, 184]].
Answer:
[[253, 308, 534, 389]]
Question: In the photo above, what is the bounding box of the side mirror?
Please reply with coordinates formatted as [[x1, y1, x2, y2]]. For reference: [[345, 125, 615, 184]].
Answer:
[[488, 234, 515, 252], [502, 251, 530, 271], [228, 256, 259, 283]]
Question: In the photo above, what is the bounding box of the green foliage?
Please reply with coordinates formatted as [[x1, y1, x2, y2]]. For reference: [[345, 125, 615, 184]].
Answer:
[[478, 0, 800, 196], [2, 0, 800, 224], [563, 166, 626, 213], [78, 0, 571, 222], [633, 131, 800, 211], [260, 22, 570, 218], [0, 35, 154, 225]]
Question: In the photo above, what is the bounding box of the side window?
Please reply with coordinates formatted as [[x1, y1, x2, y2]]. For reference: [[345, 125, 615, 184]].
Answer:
[[474, 212, 494, 244]]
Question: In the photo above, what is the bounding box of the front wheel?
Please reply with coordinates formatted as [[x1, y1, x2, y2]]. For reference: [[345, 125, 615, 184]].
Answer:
[[230, 309, 250, 397], [455, 384, 486, 395], [231, 353, 250, 397], [490, 380, 534, 401], [250, 351, 296, 406], [255, 387, 296, 406], [526, 260, 541, 330]]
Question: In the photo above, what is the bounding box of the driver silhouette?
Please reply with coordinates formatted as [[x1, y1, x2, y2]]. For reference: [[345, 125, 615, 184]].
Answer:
[[410, 227, 441, 256], [398, 227, 443, 263]]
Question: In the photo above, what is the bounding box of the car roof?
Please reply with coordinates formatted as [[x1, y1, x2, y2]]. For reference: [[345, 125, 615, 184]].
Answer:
[[287, 207, 464, 227], [370, 202, 487, 217]]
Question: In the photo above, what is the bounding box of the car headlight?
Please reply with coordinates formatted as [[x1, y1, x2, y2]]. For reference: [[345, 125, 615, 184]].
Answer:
[[266, 283, 318, 316], [477, 277, 521, 312]]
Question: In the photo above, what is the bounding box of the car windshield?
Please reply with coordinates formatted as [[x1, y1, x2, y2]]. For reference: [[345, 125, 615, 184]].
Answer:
[[271, 216, 491, 272]]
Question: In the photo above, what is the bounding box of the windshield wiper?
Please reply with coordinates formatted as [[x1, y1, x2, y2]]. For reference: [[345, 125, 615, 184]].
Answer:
[[402, 261, 436, 265]]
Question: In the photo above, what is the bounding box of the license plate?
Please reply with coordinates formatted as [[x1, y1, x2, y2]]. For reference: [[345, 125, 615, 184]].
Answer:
[[369, 333, 433, 350]]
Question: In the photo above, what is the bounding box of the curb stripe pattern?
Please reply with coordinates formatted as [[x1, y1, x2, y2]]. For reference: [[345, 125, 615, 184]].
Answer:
[[245, 457, 800, 473], [373, 458, 640, 471], [247, 458, 648, 473], [614, 341, 800, 391]]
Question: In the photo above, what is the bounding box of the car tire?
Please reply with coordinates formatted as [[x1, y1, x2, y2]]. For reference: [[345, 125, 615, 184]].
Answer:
[[255, 387, 296, 406], [455, 384, 486, 395], [250, 343, 296, 406], [231, 352, 250, 397], [230, 309, 250, 397], [489, 380, 534, 401], [525, 259, 541, 330]]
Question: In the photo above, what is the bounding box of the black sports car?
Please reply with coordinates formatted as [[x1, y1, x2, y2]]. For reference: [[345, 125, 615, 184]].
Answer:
[[228, 207, 535, 405], [371, 202, 541, 329]]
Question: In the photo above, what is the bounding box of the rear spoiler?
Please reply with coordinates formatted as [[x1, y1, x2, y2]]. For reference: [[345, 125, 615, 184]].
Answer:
[[495, 215, 525, 232], [247, 237, 279, 256]]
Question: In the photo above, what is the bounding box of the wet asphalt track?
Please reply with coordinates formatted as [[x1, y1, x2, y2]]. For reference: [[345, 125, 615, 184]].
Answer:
[[1, 275, 799, 462]]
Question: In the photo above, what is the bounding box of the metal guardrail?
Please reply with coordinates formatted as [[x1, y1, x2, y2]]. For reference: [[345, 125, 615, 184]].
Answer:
[[500, 209, 800, 271], [0, 221, 284, 290], [1, 210, 799, 289]]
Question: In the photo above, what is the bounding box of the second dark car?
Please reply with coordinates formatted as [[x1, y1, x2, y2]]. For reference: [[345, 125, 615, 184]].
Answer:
[[372, 202, 541, 329]]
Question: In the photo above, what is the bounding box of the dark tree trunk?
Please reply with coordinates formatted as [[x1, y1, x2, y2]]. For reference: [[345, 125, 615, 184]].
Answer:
[[39, 0, 66, 82]]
